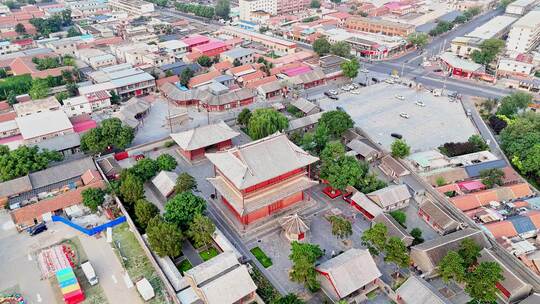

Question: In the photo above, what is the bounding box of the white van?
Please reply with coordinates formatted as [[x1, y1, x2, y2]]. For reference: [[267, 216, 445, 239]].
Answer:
[[81, 261, 98, 286]]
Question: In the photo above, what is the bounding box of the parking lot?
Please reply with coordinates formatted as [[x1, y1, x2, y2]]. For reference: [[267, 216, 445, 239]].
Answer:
[[0, 211, 142, 304], [318, 82, 477, 153]]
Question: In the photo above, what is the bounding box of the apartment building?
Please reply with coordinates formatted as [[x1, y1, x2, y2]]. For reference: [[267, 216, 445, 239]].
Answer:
[[220, 26, 297, 55], [108, 0, 154, 16], [505, 0, 539, 15], [63, 90, 111, 117], [506, 11, 540, 53], [239, 0, 277, 21], [83, 64, 155, 100], [220, 47, 256, 65], [158, 40, 188, 56], [346, 17, 415, 37], [66, 0, 108, 16]]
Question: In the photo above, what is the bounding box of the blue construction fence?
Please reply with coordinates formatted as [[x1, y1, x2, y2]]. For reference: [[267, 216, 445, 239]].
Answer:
[[52, 215, 126, 236]]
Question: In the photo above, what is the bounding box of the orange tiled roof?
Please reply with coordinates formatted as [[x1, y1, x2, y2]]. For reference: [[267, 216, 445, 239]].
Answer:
[[227, 63, 259, 76], [484, 221, 518, 238], [436, 183, 460, 194], [213, 60, 233, 72], [240, 70, 265, 83], [450, 183, 533, 211], [31, 66, 73, 79], [10, 180, 106, 224], [155, 75, 179, 87], [188, 70, 221, 88], [244, 75, 278, 88]]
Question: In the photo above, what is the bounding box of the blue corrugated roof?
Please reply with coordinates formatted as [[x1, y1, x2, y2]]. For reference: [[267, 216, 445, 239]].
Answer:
[[526, 197, 540, 210], [464, 159, 507, 177], [508, 216, 536, 234]]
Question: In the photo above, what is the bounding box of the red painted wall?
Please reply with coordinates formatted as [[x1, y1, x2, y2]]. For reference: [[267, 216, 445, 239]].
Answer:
[[243, 168, 304, 194]]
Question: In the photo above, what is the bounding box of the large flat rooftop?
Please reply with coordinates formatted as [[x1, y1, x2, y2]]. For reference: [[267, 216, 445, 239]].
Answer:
[[319, 82, 477, 153]]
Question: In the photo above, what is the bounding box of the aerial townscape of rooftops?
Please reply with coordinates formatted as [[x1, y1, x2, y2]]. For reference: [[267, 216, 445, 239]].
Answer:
[[1, 0, 540, 303]]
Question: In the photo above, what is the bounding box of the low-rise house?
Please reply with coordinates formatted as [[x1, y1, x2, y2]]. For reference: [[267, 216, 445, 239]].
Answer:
[[160, 61, 201, 77], [257, 80, 283, 100], [170, 121, 239, 161], [395, 276, 451, 304], [220, 47, 255, 66], [151, 171, 178, 199], [450, 183, 533, 211], [478, 248, 532, 303], [15, 111, 74, 145], [84, 64, 156, 100], [379, 155, 410, 180], [350, 191, 383, 220], [289, 98, 319, 116], [181, 251, 257, 304], [157, 39, 188, 56], [418, 197, 460, 235], [346, 139, 380, 162], [0, 157, 103, 226], [410, 228, 490, 275], [288, 68, 326, 89], [76, 48, 117, 69], [287, 112, 324, 134], [316, 248, 382, 303], [13, 96, 61, 116], [63, 90, 111, 117], [206, 133, 318, 225], [191, 41, 228, 58], [367, 184, 411, 211], [373, 213, 414, 246]]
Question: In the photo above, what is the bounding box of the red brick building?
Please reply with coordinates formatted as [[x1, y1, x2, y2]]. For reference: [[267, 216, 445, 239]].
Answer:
[[206, 133, 318, 225], [170, 121, 240, 161]]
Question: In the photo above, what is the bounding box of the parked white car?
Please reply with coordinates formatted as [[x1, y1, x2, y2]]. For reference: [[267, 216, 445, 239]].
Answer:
[[329, 89, 338, 95], [385, 79, 395, 84], [360, 68, 369, 73], [415, 101, 426, 107], [399, 112, 410, 119], [395, 95, 405, 101]]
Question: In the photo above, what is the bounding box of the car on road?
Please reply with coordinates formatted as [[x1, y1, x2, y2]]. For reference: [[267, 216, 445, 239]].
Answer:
[[385, 79, 395, 84], [394, 95, 405, 100], [327, 94, 338, 100], [466, 109, 472, 116], [399, 112, 410, 119], [329, 89, 338, 95], [28, 222, 47, 236], [351, 90, 360, 95], [391, 74, 400, 79], [415, 101, 426, 107], [391, 133, 403, 139], [360, 68, 369, 73], [433, 69, 443, 73]]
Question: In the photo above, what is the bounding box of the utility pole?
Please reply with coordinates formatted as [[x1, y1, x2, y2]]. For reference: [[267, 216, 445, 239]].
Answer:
[[401, 62, 406, 77]]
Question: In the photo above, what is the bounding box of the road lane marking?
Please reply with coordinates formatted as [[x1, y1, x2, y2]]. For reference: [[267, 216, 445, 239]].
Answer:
[[27, 254, 32, 261], [36, 294, 42, 302], [112, 274, 118, 284]]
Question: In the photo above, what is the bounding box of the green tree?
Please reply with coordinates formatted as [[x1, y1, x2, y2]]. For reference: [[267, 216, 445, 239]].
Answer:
[[273, 293, 305, 304], [468, 134, 489, 151], [247, 108, 288, 140], [187, 214, 215, 248], [15, 23, 26, 35], [164, 191, 206, 229], [0, 145, 62, 182], [0, 74, 32, 100], [215, 0, 230, 19], [174, 172, 197, 193], [330, 41, 351, 58], [438, 251, 466, 283], [480, 168, 504, 188], [289, 241, 323, 291], [29, 78, 49, 99], [407, 32, 428, 48], [147, 216, 183, 257], [499, 0, 514, 7], [67, 27, 80, 37], [435, 177, 446, 187], [81, 188, 106, 212], [80, 118, 134, 154], [197, 55, 213, 67], [328, 216, 352, 239], [355, 172, 387, 193], [391, 139, 410, 158], [458, 238, 481, 267], [340, 58, 359, 80], [389, 210, 406, 228], [465, 261, 503, 303], [156, 154, 178, 171], [319, 110, 354, 138], [134, 199, 159, 231], [130, 158, 159, 182], [321, 155, 363, 192], [6, 91, 17, 105], [310, 0, 321, 8], [109, 90, 120, 104], [320, 141, 345, 163], [120, 173, 144, 204], [410, 227, 424, 245], [312, 37, 331, 56], [237, 108, 252, 126], [496, 92, 533, 117], [361, 223, 388, 255], [471, 39, 505, 66], [384, 237, 410, 270], [180, 68, 194, 87], [0, 68, 6, 79]]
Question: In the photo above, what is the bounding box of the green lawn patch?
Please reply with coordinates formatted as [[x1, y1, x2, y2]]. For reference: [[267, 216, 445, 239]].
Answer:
[[366, 289, 378, 300], [250, 247, 273, 268], [199, 247, 219, 261], [112, 223, 167, 304], [176, 259, 192, 274]]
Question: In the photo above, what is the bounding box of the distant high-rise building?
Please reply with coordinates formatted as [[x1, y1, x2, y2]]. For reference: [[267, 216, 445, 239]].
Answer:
[[238, 0, 309, 21], [506, 10, 540, 53]]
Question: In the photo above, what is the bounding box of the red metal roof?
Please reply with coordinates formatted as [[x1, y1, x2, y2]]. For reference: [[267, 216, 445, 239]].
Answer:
[[181, 35, 210, 47], [73, 120, 97, 133], [458, 180, 486, 192]]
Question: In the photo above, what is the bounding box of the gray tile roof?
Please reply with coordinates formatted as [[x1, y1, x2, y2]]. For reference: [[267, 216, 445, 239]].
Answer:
[[290, 98, 318, 114], [316, 248, 381, 298], [373, 213, 413, 246], [34, 133, 81, 152], [170, 121, 239, 151], [0, 176, 32, 198], [287, 111, 324, 131], [396, 276, 452, 304], [368, 184, 411, 208], [29, 157, 96, 189], [346, 139, 378, 159], [206, 133, 318, 190]]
